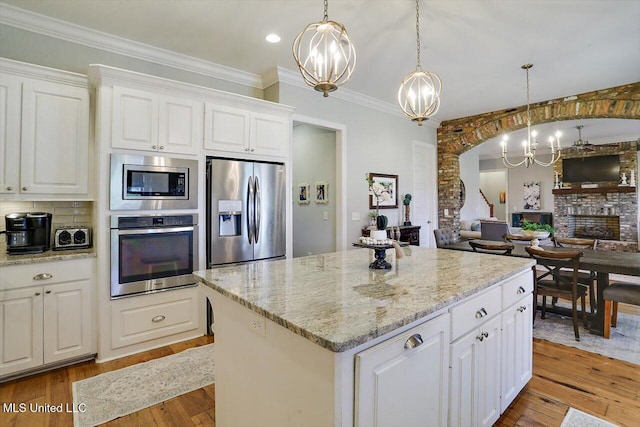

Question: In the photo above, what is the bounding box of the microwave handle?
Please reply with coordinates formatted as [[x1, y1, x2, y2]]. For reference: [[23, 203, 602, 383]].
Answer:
[[247, 176, 254, 245]]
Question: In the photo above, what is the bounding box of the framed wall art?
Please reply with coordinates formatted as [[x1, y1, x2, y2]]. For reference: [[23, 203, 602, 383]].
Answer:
[[368, 173, 398, 209], [523, 181, 540, 210], [315, 181, 328, 204], [297, 183, 310, 204]]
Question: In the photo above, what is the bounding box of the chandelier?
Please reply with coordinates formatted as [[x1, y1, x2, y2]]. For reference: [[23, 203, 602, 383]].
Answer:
[[501, 64, 561, 168], [292, 0, 356, 97], [398, 0, 442, 126]]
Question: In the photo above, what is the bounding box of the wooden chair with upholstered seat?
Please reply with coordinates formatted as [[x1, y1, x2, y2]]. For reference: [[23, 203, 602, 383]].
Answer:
[[504, 233, 534, 244], [525, 246, 588, 341], [603, 281, 640, 338], [552, 236, 597, 313], [469, 240, 514, 255]]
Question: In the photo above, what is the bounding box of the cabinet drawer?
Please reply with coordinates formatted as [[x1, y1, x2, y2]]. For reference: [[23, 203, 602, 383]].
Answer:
[[450, 286, 501, 342], [0, 258, 93, 291], [111, 288, 198, 349], [502, 270, 533, 310]]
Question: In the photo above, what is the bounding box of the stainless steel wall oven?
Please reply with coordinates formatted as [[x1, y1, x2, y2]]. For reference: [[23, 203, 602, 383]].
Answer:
[[110, 214, 198, 299]]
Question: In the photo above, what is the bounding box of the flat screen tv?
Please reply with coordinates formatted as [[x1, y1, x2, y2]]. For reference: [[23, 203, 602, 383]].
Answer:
[[562, 155, 620, 183]]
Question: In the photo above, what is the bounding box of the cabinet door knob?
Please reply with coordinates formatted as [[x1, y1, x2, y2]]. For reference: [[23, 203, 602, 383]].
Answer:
[[152, 145, 157, 149], [250, 148, 255, 152], [33, 273, 53, 281], [245, 148, 250, 152], [35, 291, 41, 296], [404, 333, 424, 350], [517, 306, 527, 312], [45, 290, 52, 294], [517, 286, 526, 294], [151, 315, 166, 323], [475, 308, 488, 318], [6, 186, 12, 191], [22, 187, 27, 191], [476, 331, 489, 341], [159, 145, 164, 150]]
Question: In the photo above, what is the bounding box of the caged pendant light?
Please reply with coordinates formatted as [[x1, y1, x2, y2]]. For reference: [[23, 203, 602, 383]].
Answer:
[[398, 0, 442, 125], [500, 64, 562, 168], [292, 0, 356, 97]]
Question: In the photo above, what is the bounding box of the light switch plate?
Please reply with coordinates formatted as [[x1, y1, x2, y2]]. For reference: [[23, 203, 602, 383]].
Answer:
[[323, 211, 328, 220], [352, 212, 360, 221]]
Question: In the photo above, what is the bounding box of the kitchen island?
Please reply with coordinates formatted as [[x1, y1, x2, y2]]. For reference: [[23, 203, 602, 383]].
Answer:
[[195, 247, 535, 427]]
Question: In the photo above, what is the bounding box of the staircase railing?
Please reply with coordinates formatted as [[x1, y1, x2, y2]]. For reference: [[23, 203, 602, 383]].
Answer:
[[479, 189, 494, 217]]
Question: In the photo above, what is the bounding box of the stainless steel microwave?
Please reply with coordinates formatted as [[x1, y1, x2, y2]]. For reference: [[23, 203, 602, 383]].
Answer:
[[110, 154, 198, 210]]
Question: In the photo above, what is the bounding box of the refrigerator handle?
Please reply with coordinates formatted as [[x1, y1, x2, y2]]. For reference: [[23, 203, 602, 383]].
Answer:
[[247, 176, 254, 245], [254, 176, 261, 244]]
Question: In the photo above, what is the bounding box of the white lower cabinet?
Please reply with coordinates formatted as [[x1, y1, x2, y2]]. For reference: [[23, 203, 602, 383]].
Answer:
[[449, 314, 502, 427], [355, 313, 450, 427], [0, 258, 94, 378], [501, 294, 533, 411]]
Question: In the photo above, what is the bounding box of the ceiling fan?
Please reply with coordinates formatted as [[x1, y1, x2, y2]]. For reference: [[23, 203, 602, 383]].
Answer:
[[572, 125, 594, 151]]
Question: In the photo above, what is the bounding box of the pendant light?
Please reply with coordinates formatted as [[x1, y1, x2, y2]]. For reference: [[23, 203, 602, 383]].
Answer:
[[501, 64, 562, 168], [292, 0, 356, 97], [398, 0, 442, 125]]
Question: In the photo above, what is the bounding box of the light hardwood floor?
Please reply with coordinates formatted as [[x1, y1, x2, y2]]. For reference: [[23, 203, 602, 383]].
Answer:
[[2, 308, 639, 427]]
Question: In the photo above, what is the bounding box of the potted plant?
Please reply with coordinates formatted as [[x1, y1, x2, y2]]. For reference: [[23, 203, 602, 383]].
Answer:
[[403, 194, 412, 226], [366, 175, 389, 240], [520, 219, 555, 239]]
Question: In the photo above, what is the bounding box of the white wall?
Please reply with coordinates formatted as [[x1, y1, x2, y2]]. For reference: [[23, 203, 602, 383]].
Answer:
[[479, 170, 508, 221], [292, 124, 336, 257], [273, 82, 437, 244]]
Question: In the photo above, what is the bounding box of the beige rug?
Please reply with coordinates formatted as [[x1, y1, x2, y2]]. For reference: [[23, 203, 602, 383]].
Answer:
[[72, 344, 215, 427], [561, 407, 619, 427]]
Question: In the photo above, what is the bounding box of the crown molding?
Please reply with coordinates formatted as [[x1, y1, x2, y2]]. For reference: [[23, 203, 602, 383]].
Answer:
[[0, 57, 88, 87], [0, 3, 262, 89], [271, 67, 440, 130]]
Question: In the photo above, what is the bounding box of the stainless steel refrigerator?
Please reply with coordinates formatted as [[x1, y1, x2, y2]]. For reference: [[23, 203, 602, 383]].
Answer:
[[206, 157, 286, 267]]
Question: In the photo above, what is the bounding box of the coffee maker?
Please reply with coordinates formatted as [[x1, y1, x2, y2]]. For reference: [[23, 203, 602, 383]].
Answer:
[[3, 212, 52, 254]]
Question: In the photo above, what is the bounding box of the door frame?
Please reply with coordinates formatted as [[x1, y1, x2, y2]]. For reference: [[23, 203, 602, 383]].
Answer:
[[290, 114, 347, 252], [412, 140, 438, 247]]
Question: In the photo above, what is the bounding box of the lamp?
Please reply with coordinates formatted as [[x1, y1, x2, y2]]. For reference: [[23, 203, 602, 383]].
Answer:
[[398, 0, 442, 126], [292, 0, 356, 97], [501, 64, 561, 168]]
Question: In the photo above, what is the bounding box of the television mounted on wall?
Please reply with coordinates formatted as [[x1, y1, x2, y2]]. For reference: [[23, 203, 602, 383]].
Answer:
[[562, 155, 620, 183]]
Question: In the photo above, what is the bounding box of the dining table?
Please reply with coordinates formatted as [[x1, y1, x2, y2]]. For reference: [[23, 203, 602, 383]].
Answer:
[[440, 239, 640, 336]]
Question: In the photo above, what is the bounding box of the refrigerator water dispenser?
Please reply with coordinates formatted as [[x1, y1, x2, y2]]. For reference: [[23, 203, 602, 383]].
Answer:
[[218, 200, 242, 236]]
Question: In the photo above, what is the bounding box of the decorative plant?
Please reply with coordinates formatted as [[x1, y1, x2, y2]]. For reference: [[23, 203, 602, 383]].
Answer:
[[366, 174, 391, 230], [520, 219, 555, 236]]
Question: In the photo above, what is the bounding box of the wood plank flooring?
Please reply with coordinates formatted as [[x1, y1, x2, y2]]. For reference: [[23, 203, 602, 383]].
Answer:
[[2, 311, 639, 427]]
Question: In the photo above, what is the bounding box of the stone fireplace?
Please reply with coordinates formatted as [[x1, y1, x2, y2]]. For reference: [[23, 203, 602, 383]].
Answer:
[[553, 141, 638, 252]]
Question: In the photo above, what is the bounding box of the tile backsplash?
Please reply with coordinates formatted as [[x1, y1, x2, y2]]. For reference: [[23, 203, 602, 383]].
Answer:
[[0, 201, 94, 244]]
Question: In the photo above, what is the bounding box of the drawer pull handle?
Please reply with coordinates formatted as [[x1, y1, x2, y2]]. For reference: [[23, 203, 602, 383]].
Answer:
[[517, 286, 526, 294], [35, 291, 41, 296], [152, 145, 157, 149], [152, 315, 166, 323], [404, 334, 424, 350], [476, 332, 489, 342], [45, 290, 51, 294], [517, 306, 527, 313], [475, 308, 488, 318], [33, 273, 53, 281], [159, 145, 164, 150], [6, 186, 12, 191]]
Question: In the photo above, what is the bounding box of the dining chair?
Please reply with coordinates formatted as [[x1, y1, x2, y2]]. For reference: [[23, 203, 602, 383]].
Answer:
[[433, 228, 460, 248], [602, 281, 640, 338], [469, 240, 514, 255], [480, 220, 510, 241], [504, 233, 534, 244], [525, 246, 588, 341], [552, 237, 597, 313]]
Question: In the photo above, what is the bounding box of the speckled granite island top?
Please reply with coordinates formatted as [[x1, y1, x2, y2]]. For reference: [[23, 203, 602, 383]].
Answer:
[[194, 247, 534, 352]]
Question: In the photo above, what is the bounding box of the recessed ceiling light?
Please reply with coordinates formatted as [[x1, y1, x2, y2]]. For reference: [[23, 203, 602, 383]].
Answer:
[[265, 34, 281, 43]]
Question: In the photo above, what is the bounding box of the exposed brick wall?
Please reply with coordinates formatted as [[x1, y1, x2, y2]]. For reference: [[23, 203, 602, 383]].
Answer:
[[436, 83, 640, 242]]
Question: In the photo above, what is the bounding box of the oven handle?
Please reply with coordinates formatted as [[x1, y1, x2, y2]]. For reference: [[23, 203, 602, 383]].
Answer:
[[115, 226, 195, 235]]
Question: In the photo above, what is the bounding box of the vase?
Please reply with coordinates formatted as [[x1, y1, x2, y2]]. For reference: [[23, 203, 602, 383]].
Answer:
[[370, 230, 387, 241]]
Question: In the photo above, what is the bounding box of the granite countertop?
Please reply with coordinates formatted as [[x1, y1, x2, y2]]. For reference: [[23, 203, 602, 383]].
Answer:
[[194, 247, 534, 352], [0, 248, 97, 267]]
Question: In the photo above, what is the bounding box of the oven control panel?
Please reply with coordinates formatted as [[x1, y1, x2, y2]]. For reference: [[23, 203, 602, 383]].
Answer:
[[114, 214, 197, 229]]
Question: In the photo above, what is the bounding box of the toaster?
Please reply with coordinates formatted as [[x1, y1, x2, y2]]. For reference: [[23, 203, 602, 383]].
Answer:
[[53, 227, 92, 250]]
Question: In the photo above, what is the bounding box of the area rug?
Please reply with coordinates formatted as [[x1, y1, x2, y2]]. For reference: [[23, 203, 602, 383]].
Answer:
[[533, 308, 640, 366], [72, 344, 215, 427], [560, 407, 619, 427]]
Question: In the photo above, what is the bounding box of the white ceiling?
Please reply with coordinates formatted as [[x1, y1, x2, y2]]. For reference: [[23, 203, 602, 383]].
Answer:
[[2, 0, 639, 148]]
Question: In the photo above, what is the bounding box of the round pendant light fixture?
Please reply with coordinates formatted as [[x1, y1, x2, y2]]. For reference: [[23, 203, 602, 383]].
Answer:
[[292, 0, 356, 97]]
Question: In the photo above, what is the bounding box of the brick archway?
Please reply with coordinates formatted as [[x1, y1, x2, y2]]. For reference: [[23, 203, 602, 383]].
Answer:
[[436, 82, 640, 231]]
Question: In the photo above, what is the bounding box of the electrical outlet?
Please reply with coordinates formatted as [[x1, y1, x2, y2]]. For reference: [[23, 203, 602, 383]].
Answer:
[[444, 208, 449, 217], [247, 311, 266, 337], [352, 212, 360, 221]]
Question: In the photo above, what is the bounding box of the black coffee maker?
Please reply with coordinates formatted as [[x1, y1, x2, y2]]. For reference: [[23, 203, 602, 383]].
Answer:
[[3, 212, 52, 254]]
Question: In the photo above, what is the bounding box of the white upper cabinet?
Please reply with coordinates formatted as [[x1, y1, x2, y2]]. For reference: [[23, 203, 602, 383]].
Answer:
[[112, 85, 201, 155], [204, 103, 288, 158], [0, 60, 90, 199]]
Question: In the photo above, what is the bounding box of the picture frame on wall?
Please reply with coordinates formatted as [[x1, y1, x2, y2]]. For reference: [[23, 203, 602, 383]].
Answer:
[[368, 173, 398, 209], [315, 181, 328, 204], [297, 183, 310, 204], [523, 181, 541, 210]]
